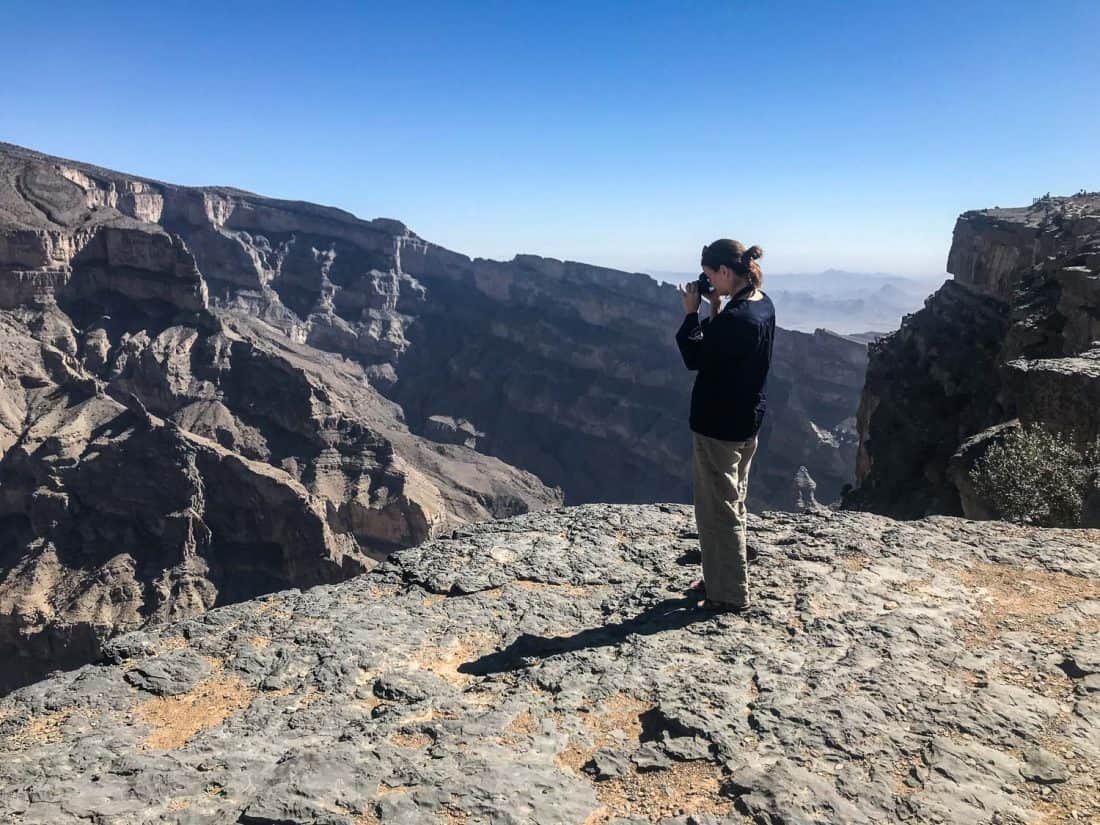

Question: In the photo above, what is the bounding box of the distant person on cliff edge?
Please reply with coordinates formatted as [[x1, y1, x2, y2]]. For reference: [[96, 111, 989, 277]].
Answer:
[[675, 240, 775, 612]]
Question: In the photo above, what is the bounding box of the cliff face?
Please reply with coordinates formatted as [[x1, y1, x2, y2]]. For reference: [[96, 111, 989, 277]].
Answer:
[[1, 142, 866, 516], [1, 504, 1097, 824], [0, 144, 560, 692], [847, 194, 1100, 518], [0, 141, 865, 692], [384, 248, 867, 509]]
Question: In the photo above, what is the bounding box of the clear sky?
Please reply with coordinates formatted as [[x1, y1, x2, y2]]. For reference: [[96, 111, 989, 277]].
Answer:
[[2, 1, 1097, 276]]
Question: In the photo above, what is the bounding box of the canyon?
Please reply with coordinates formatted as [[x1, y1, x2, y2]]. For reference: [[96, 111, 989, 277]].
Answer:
[[0, 142, 864, 692]]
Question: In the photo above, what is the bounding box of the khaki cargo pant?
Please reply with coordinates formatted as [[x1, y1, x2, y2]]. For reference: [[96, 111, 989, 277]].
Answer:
[[692, 432, 758, 607]]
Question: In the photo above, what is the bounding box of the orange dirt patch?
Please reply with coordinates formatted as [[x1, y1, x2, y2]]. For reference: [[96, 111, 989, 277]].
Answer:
[[375, 783, 411, 798], [891, 754, 923, 798], [586, 694, 649, 740], [1026, 793, 1100, 825], [957, 562, 1100, 645], [1016, 735, 1100, 825], [504, 709, 538, 739], [979, 660, 1077, 703], [0, 707, 78, 750], [897, 576, 935, 595], [839, 554, 872, 572], [248, 635, 272, 649], [391, 730, 433, 749], [556, 694, 653, 773], [552, 694, 737, 823], [137, 672, 254, 750], [586, 761, 735, 824], [334, 801, 381, 825]]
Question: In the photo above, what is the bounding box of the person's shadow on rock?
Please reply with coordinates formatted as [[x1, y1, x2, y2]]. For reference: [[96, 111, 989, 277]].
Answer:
[[459, 595, 713, 676]]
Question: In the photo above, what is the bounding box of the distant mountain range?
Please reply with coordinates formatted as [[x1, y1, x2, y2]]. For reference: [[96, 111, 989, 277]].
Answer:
[[650, 269, 946, 334]]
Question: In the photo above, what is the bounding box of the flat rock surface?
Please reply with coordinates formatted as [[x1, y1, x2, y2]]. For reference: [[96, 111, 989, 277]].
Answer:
[[1, 504, 1098, 825]]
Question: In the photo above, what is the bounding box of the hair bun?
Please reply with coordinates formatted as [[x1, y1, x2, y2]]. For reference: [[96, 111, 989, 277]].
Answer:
[[743, 245, 764, 262]]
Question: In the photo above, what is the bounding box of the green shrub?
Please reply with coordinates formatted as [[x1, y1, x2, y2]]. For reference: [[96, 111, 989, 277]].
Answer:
[[969, 425, 1099, 527]]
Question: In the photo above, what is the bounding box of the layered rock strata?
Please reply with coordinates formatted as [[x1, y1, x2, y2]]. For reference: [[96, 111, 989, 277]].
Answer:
[[2, 141, 866, 513], [1, 503, 1097, 824], [848, 193, 1100, 519], [0, 144, 559, 693]]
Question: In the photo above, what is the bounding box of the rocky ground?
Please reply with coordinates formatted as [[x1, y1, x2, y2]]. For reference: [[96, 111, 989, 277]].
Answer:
[[1, 504, 1097, 824]]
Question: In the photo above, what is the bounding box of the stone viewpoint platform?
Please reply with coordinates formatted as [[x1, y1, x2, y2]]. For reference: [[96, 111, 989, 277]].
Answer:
[[1, 504, 1097, 824]]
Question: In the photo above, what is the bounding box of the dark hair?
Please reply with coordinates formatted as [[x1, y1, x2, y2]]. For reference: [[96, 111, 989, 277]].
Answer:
[[701, 239, 764, 288]]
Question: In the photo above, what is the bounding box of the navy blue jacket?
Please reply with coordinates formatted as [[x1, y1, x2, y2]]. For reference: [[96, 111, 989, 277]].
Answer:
[[675, 293, 776, 442]]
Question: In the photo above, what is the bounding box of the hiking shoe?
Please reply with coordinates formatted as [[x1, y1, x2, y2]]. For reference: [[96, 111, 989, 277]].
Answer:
[[697, 598, 747, 614]]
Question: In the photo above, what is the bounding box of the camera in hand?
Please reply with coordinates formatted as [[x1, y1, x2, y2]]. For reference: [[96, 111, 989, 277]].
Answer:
[[696, 271, 714, 295]]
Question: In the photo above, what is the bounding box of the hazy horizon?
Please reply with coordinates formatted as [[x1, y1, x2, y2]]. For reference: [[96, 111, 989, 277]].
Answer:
[[648, 268, 944, 334]]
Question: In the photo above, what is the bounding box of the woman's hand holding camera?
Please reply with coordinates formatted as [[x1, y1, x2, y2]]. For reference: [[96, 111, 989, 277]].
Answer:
[[678, 281, 702, 314], [679, 281, 722, 315]]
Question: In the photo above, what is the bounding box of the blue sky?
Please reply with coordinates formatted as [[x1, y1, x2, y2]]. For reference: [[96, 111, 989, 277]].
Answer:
[[2, 1, 1097, 276]]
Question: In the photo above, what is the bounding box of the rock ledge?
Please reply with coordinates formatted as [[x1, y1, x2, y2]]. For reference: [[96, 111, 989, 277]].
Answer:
[[1, 504, 1097, 825]]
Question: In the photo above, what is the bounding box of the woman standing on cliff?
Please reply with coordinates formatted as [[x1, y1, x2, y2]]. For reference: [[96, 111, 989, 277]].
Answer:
[[675, 240, 775, 612]]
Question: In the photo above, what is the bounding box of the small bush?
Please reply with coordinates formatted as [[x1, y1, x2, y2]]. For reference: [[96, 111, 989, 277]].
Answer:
[[969, 425, 1099, 527]]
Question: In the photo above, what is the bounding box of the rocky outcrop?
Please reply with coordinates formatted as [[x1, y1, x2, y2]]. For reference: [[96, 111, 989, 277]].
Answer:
[[1, 503, 1097, 824], [847, 193, 1100, 518]]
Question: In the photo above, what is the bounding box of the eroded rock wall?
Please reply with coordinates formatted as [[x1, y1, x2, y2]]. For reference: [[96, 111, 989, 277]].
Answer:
[[0, 143, 559, 692], [388, 242, 868, 508], [3, 141, 866, 514]]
